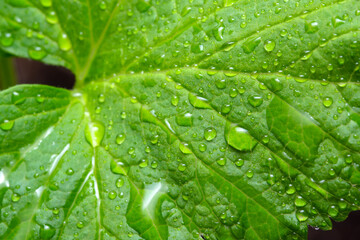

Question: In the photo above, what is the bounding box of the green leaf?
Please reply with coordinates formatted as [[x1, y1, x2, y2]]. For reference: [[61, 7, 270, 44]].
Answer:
[[1, 0, 360, 239]]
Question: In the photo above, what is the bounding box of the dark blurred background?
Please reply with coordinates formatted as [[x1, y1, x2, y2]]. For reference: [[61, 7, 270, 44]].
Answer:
[[8, 58, 360, 240]]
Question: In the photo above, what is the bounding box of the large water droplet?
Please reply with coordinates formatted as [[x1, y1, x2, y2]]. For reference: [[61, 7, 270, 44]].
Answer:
[[216, 157, 226, 166], [116, 178, 124, 188], [58, 33, 72, 51], [294, 196, 307, 207], [248, 95, 263, 107], [323, 97, 333, 108], [204, 127, 217, 141], [264, 40, 276, 52], [242, 37, 261, 53], [40, 0, 52, 7], [110, 159, 129, 176], [116, 134, 126, 145], [225, 125, 256, 151], [176, 113, 193, 127], [0, 33, 14, 47], [0, 120, 14, 131], [85, 121, 105, 147], [28, 46, 47, 60], [189, 94, 211, 109], [305, 21, 319, 33], [108, 191, 117, 200], [11, 193, 21, 202], [296, 210, 308, 222]]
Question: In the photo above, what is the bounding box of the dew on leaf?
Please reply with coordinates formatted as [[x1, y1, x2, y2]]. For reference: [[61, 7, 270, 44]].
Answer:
[[323, 97, 333, 108], [0, 119, 14, 131], [242, 37, 261, 53], [139, 159, 148, 168], [40, 0, 52, 7], [116, 178, 124, 188], [36, 94, 45, 103], [199, 143, 207, 152], [66, 168, 74, 175], [46, 11, 58, 24], [108, 191, 117, 200], [225, 125, 257, 152], [0, 32, 14, 47], [286, 185, 296, 195], [264, 40, 276, 52], [116, 134, 126, 145], [294, 196, 307, 207], [11, 193, 20, 202], [213, 26, 224, 41], [28, 46, 47, 60], [179, 142, 191, 154], [40, 225, 56, 239], [76, 221, 84, 229], [229, 88, 238, 98], [204, 127, 217, 141], [110, 159, 129, 176], [216, 157, 226, 166], [85, 121, 105, 147], [248, 95, 263, 107], [58, 33, 72, 51], [332, 17, 345, 28], [328, 205, 338, 217], [296, 210, 308, 222], [246, 170, 254, 178], [189, 94, 211, 109], [11, 91, 25, 105], [176, 113, 193, 126], [305, 21, 319, 33], [178, 163, 187, 172], [235, 158, 244, 167], [215, 79, 226, 89], [151, 161, 158, 169]]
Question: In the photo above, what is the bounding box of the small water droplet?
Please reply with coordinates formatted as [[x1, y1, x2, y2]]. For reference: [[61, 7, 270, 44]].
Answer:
[[139, 159, 148, 168], [328, 205, 338, 217], [216, 157, 226, 166], [11, 193, 21, 202], [305, 21, 319, 33], [66, 168, 74, 175], [76, 221, 84, 229], [46, 11, 58, 24], [40, 0, 52, 7], [295, 196, 307, 207], [176, 113, 193, 127], [151, 161, 158, 169], [286, 185, 296, 195], [199, 143, 207, 152], [296, 210, 308, 222], [116, 178, 124, 188], [235, 158, 244, 167], [246, 170, 254, 178], [178, 163, 187, 172]]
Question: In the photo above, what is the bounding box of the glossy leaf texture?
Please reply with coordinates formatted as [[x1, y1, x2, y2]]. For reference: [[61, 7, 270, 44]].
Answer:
[[1, 0, 360, 239]]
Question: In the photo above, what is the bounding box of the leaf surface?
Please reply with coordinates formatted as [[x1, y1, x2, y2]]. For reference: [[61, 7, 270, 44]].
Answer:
[[1, 0, 360, 239]]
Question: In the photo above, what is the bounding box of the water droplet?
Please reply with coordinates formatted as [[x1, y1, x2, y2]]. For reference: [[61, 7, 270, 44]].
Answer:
[[108, 191, 117, 200], [189, 94, 210, 109], [286, 185, 296, 195], [171, 96, 179, 106], [332, 17, 345, 28], [76, 221, 84, 229], [242, 37, 261, 53], [52, 208, 59, 215], [204, 127, 217, 141], [46, 11, 58, 24], [116, 178, 124, 188], [176, 113, 193, 126], [225, 125, 257, 152], [40, 0, 52, 7], [179, 142, 192, 154], [136, 0, 151, 12], [328, 205, 338, 217], [11, 91, 25, 105], [213, 26, 224, 41], [139, 159, 148, 168], [323, 97, 333, 108], [116, 134, 126, 145], [151, 161, 158, 169], [110, 160, 128, 176], [215, 79, 226, 89], [264, 40, 276, 52], [229, 88, 238, 98], [85, 121, 104, 147], [0, 120, 14, 131], [40, 224, 55, 239], [66, 168, 74, 175], [178, 163, 187, 172], [246, 170, 254, 178], [221, 104, 232, 114], [295, 196, 307, 207], [216, 157, 226, 166], [235, 158, 244, 167], [11, 193, 20, 202], [99, 1, 107, 10], [296, 210, 308, 222], [0, 33, 14, 47], [328, 168, 335, 176], [58, 33, 71, 51], [305, 21, 319, 33], [199, 143, 207, 152], [248, 95, 263, 107], [339, 199, 347, 210], [36, 94, 45, 103], [28, 46, 47, 60]]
